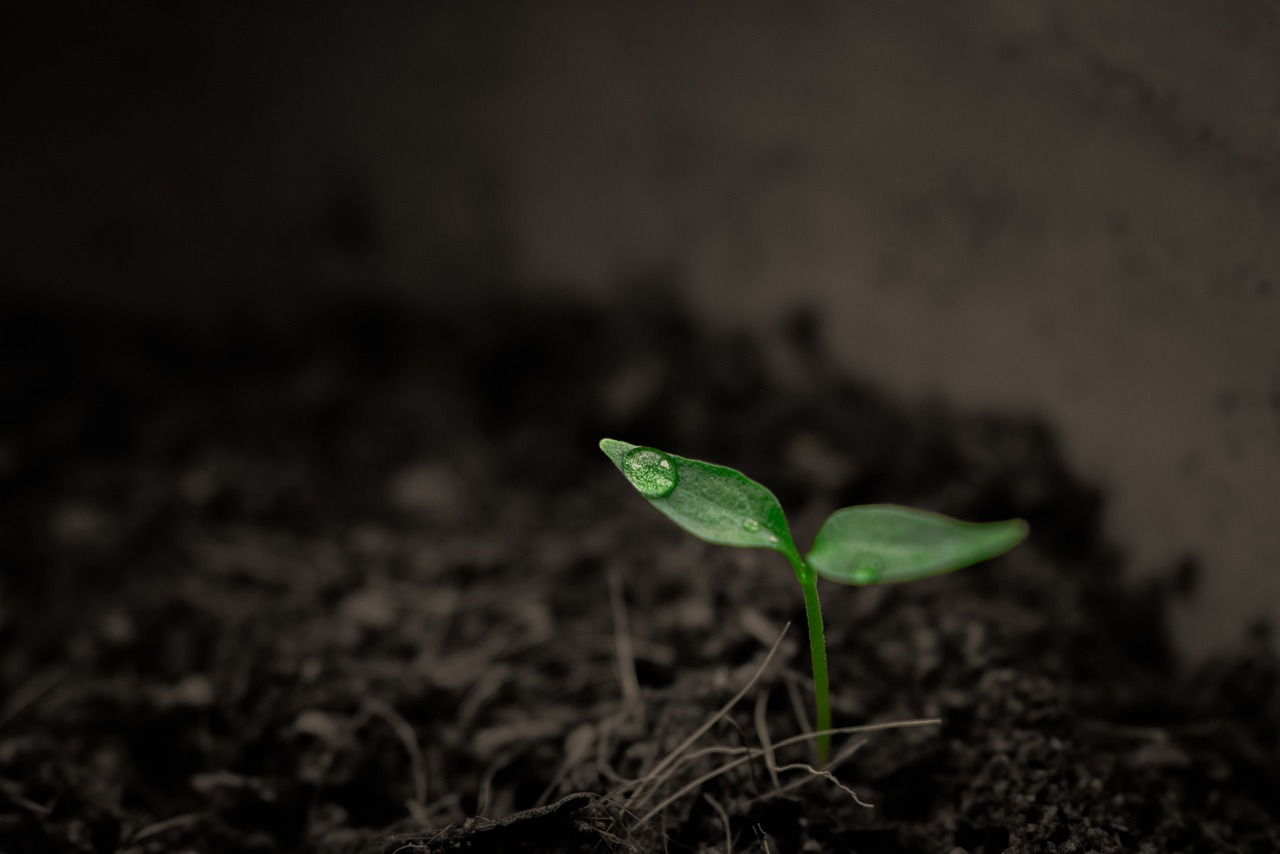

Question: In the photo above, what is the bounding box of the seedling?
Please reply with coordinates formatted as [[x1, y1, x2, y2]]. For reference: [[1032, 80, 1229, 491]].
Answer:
[[599, 439, 1028, 763]]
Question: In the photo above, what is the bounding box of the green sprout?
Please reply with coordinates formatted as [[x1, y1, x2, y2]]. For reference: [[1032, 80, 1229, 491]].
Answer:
[[599, 438, 1028, 764]]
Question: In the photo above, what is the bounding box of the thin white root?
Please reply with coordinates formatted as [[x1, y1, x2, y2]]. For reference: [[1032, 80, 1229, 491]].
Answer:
[[770, 759, 872, 808], [623, 623, 791, 808], [634, 720, 939, 826], [608, 569, 642, 706], [703, 792, 733, 853], [363, 698, 429, 808], [745, 738, 870, 805], [753, 690, 781, 791]]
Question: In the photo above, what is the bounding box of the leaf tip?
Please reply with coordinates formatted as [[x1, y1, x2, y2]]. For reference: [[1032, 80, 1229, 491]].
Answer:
[[598, 438, 635, 468], [1003, 517, 1031, 546]]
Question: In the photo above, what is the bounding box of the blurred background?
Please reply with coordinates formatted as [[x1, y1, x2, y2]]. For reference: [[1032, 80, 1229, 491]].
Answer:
[[5, 2, 1279, 657]]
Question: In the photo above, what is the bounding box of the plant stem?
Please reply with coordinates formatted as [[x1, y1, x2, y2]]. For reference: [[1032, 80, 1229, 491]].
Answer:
[[800, 575, 832, 764], [787, 555, 831, 764]]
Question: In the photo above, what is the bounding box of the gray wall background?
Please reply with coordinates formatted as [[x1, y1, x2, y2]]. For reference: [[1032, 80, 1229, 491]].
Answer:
[[7, 2, 1279, 656]]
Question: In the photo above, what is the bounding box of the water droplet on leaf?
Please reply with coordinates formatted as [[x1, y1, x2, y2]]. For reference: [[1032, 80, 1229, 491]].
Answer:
[[622, 447, 678, 498], [741, 519, 761, 533], [849, 554, 884, 585]]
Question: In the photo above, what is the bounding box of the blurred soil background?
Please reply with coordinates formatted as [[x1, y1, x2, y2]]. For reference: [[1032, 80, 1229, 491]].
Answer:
[[5, 1, 1280, 656]]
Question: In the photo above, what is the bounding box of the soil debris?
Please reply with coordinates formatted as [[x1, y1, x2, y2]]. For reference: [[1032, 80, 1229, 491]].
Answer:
[[0, 294, 1276, 852]]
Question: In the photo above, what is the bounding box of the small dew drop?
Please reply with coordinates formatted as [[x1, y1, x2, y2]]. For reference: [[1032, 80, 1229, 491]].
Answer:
[[622, 447, 679, 498], [741, 519, 761, 533], [849, 553, 885, 585]]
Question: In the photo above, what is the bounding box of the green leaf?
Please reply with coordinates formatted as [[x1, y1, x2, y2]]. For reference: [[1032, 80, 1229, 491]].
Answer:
[[806, 504, 1027, 586], [599, 439, 800, 559]]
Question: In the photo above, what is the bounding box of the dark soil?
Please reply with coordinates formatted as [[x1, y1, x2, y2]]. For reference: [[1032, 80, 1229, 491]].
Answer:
[[1, 293, 1276, 853]]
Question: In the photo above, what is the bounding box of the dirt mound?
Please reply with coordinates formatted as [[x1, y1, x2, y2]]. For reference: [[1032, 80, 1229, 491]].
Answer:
[[1, 294, 1275, 852]]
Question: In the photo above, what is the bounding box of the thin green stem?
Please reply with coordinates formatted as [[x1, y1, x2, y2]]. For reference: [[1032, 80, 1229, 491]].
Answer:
[[800, 575, 832, 764], [786, 554, 831, 764]]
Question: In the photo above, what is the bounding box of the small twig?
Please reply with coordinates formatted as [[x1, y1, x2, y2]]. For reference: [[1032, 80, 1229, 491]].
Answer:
[[703, 792, 733, 853], [747, 737, 870, 804], [634, 720, 939, 827], [755, 823, 774, 854], [418, 791, 464, 826], [627, 624, 790, 808], [363, 698, 428, 808], [613, 744, 751, 800], [783, 677, 811, 746], [0, 778, 53, 819], [0, 669, 65, 730], [608, 569, 642, 706], [456, 665, 510, 731], [744, 737, 870, 806], [128, 811, 209, 843], [475, 749, 517, 819], [753, 691, 781, 791], [771, 759, 872, 807]]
